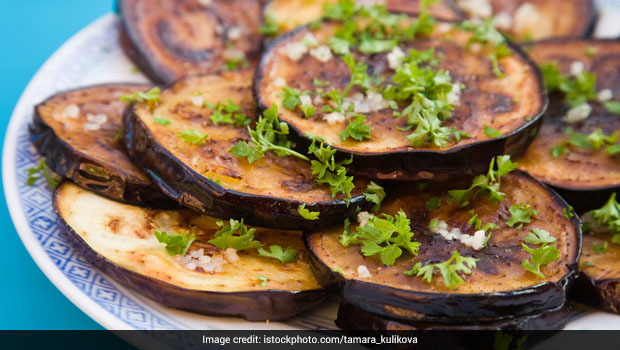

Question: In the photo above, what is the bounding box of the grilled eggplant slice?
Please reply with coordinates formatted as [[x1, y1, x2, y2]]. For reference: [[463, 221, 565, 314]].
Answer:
[[54, 182, 329, 321], [572, 234, 620, 314], [29, 84, 175, 207], [262, 0, 463, 35], [516, 40, 620, 212], [255, 20, 546, 181], [118, 0, 264, 84], [336, 301, 572, 330], [125, 70, 369, 230], [457, 0, 596, 42], [305, 171, 580, 322]]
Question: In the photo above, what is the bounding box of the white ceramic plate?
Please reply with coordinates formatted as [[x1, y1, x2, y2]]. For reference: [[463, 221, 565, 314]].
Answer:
[[4, 2, 620, 331]]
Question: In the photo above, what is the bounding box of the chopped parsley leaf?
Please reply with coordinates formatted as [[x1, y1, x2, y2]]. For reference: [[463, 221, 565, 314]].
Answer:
[[339, 114, 373, 141], [179, 128, 208, 145], [207, 219, 262, 251], [298, 204, 320, 220], [506, 203, 538, 228], [258, 245, 297, 263], [405, 251, 479, 290], [26, 158, 60, 190], [484, 126, 502, 138], [154, 231, 195, 256], [363, 181, 386, 213], [593, 241, 608, 254]]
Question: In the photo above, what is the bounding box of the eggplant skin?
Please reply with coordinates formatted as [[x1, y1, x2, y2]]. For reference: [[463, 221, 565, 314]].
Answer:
[[571, 235, 620, 314], [516, 39, 620, 212], [53, 182, 330, 322], [118, 0, 264, 84], [254, 22, 547, 182], [305, 171, 581, 322], [29, 84, 176, 208], [124, 72, 371, 231], [336, 301, 573, 331]]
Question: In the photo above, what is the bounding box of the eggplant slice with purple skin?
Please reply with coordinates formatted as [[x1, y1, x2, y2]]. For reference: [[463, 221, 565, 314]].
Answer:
[[305, 171, 580, 322], [118, 0, 264, 84], [124, 70, 370, 230], [572, 226, 620, 314], [255, 19, 546, 181], [457, 0, 597, 42], [29, 83, 176, 207], [516, 40, 620, 212], [336, 301, 573, 330], [53, 182, 330, 321], [262, 0, 463, 35]]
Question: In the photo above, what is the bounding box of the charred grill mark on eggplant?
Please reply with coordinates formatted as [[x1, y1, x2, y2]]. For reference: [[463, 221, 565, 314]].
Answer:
[[124, 70, 370, 230], [53, 182, 329, 321], [29, 84, 176, 208], [305, 172, 580, 321], [516, 40, 620, 211]]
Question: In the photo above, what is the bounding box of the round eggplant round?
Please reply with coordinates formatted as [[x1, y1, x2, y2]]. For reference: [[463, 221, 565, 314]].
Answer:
[[118, 0, 264, 84], [336, 301, 573, 330], [572, 234, 620, 314], [124, 70, 370, 230], [29, 84, 175, 208], [255, 19, 547, 181], [516, 40, 620, 212], [262, 0, 463, 35], [305, 171, 580, 322], [457, 0, 596, 42], [53, 182, 330, 322]]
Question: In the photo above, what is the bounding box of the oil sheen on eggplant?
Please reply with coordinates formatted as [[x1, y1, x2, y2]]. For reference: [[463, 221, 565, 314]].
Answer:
[[516, 40, 620, 211], [124, 70, 369, 230], [256, 20, 546, 181], [29, 84, 174, 207], [54, 182, 329, 321], [118, 0, 264, 84], [263, 0, 463, 35], [336, 301, 572, 330], [305, 172, 580, 322], [572, 234, 620, 314], [457, 0, 596, 42]]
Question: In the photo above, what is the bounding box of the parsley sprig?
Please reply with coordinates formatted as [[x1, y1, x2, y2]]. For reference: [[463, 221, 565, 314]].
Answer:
[[298, 204, 320, 220], [207, 219, 262, 251], [521, 228, 560, 279], [551, 128, 620, 158], [584, 193, 620, 243], [206, 99, 249, 127], [179, 128, 208, 145], [449, 155, 518, 208], [405, 251, 479, 290], [120, 87, 161, 109], [155, 231, 196, 256], [309, 141, 355, 198], [338, 210, 420, 266], [382, 48, 457, 147], [258, 245, 297, 263], [339, 114, 373, 141], [506, 203, 538, 228], [540, 62, 597, 107], [229, 104, 309, 163], [363, 181, 386, 213], [26, 158, 60, 190]]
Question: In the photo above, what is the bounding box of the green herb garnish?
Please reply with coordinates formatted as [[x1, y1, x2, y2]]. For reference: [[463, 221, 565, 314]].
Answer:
[[179, 128, 208, 145], [593, 241, 608, 254], [120, 87, 161, 109], [207, 99, 249, 126], [257, 275, 268, 287], [26, 158, 60, 190], [298, 204, 319, 220], [521, 228, 559, 279], [363, 181, 386, 213], [338, 114, 373, 141], [405, 251, 479, 290], [483, 126, 502, 138], [258, 245, 298, 263], [154, 231, 195, 256], [506, 203, 538, 228], [153, 117, 171, 126], [207, 219, 262, 251]]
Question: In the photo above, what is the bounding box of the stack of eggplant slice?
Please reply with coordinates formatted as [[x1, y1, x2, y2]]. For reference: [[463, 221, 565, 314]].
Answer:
[[26, 0, 620, 331]]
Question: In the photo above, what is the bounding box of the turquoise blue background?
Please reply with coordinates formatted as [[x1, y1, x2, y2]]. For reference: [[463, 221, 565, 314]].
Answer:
[[0, 0, 112, 329]]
